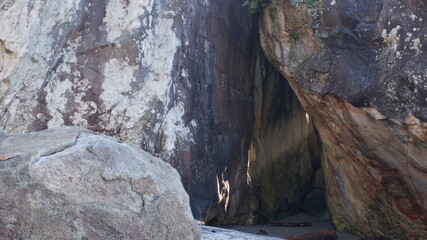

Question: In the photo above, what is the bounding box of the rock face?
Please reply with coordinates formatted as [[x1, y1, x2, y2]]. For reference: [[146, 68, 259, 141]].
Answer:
[[260, 0, 427, 239], [248, 60, 319, 221], [0, 0, 257, 221], [0, 127, 200, 239]]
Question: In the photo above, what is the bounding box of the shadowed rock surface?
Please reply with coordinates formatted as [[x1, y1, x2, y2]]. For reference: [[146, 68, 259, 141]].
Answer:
[[288, 230, 338, 240], [4, 0, 423, 236], [224, 213, 358, 240], [0, 0, 321, 224], [248, 60, 320, 221], [0, 0, 258, 222], [201, 226, 282, 240], [260, 0, 427, 239], [0, 127, 200, 239]]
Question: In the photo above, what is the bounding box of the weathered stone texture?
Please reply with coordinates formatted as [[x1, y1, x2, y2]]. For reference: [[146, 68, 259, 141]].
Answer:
[[0, 127, 200, 239], [0, 0, 257, 222], [248, 60, 317, 221], [260, 0, 427, 239]]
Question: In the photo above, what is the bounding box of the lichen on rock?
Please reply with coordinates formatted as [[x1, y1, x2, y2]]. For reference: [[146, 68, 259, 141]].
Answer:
[[259, 0, 427, 238]]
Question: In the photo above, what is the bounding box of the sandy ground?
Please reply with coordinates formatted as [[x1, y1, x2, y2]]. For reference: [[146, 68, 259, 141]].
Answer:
[[201, 226, 282, 240], [202, 213, 359, 240]]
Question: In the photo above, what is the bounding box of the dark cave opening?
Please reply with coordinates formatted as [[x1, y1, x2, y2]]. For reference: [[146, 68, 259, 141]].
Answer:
[[198, 6, 327, 225], [246, 58, 326, 224], [203, 52, 327, 225]]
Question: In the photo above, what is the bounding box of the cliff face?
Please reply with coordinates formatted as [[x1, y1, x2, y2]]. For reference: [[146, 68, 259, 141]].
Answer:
[[205, 53, 321, 224], [248, 60, 319, 221], [0, 0, 257, 221], [260, 0, 427, 238], [5, 0, 424, 235]]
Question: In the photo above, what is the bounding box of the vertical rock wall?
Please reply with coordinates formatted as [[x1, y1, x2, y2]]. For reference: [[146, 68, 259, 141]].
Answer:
[[248, 59, 317, 221], [260, 0, 427, 238], [0, 0, 324, 225], [177, 0, 258, 223], [0, 0, 257, 222]]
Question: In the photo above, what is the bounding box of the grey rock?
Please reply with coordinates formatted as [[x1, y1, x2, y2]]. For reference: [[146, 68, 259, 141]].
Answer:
[[0, 0, 258, 222], [0, 127, 201, 239]]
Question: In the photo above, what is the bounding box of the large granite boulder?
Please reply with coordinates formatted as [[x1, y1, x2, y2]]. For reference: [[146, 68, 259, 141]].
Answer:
[[0, 0, 257, 222], [0, 127, 201, 239], [260, 0, 427, 239]]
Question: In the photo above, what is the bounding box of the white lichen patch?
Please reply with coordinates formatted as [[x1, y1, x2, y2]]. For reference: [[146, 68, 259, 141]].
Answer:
[[381, 25, 401, 51], [385, 78, 399, 101], [69, 77, 94, 126], [0, 0, 81, 133], [99, 10, 182, 148], [158, 101, 194, 156], [31, 0, 79, 62], [101, 58, 136, 110], [44, 37, 83, 128], [114, 16, 179, 129], [405, 32, 413, 42], [181, 69, 189, 78], [0, 0, 42, 55], [58, 38, 80, 75], [0, 0, 78, 59], [45, 78, 73, 128], [104, 0, 153, 42], [410, 38, 422, 55], [0, 0, 193, 161], [410, 73, 425, 93], [72, 101, 98, 126]]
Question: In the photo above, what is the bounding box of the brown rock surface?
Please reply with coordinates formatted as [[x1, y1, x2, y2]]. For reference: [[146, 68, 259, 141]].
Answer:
[[247, 60, 318, 222], [259, 0, 427, 239]]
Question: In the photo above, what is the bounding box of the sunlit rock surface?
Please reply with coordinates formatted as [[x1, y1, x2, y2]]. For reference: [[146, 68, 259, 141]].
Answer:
[[260, 0, 427, 239], [0, 0, 258, 222], [0, 127, 200, 239]]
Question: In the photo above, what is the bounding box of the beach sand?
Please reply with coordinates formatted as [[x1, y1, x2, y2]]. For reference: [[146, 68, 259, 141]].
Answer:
[[202, 213, 359, 240]]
